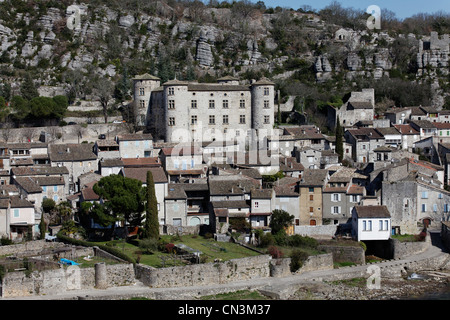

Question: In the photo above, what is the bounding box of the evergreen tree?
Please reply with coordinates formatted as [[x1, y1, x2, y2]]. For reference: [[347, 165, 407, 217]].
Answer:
[[39, 213, 46, 240], [20, 73, 39, 101], [335, 116, 344, 162], [142, 170, 160, 239]]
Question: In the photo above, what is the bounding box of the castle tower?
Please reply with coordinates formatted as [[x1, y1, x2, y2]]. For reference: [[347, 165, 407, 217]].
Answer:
[[251, 77, 275, 135], [132, 73, 161, 126], [163, 79, 189, 143]]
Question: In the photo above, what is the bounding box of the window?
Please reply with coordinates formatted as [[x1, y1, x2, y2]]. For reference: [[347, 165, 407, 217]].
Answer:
[[332, 194, 340, 202], [43, 186, 47, 192], [309, 207, 314, 213], [379, 220, 389, 231], [309, 187, 314, 193], [444, 204, 449, 213], [223, 100, 229, 109], [139, 100, 146, 108], [421, 204, 427, 212], [352, 195, 359, 203], [139, 88, 145, 96], [310, 195, 314, 201], [191, 100, 197, 109], [209, 115, 215, 125], [14, 209, 19, 218], [363, 220, 372, 231], [433, 204, 438, 212], [264, 100, 270, 108], [53, 195, 58, 202], [168, 87, 174, 95], [240, 100, 245, 108], [223, 115, 229, 124], [264, 115, 270, 124], [264, 87, 269, 95], [209, 100, 215, 109], [240, 115, 246, 124], [168, 100, 175, 109], [191, 115, 197, 125], [421, 191, 428, 199], [169, 117, 175, 126], [332, 206, 340, 214], [254, 201, 259, 208], [53, 185, 58, 192]]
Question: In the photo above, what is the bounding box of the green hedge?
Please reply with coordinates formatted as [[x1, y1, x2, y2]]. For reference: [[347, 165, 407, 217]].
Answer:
[[56, 233, 137, 264]]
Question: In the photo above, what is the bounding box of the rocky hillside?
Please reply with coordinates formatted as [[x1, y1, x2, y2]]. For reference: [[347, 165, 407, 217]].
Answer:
[[0, 0, 448, 128]]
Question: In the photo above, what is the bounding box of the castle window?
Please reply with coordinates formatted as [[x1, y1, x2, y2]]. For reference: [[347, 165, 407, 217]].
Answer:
[[139, 88, 145, 96], [264, 100, 270, 108], [191, 100, 197, 109], [240, 100, 245, 108], [264, 87, 270, 95], [240, 115, 246, 124], [191, 115, 197, 125], [223, 100, 229, 109], [209, 100, 215, 109], [169, 117, 175, 126], [168, 100, 175, 109], [168, 87, 174, 95], [139, 100, 146, 108], [209, 115, 215, 125], [223, 115, 229, 124], [264, 115, 270, 124]]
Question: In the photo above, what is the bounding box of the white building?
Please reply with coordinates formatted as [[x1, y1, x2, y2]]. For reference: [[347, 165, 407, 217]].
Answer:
[[351, 205, 391, 241], [133, 75, 276, 143]]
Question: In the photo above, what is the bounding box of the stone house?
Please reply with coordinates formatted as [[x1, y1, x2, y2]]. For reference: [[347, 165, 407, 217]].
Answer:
[[249, 188, 273, 229], [351, 205, 391, 241], [409, 120, 437, 138], [323, 168, 365, 225], [298, 169, 328, 226], [164, 182, 210, 229], [160, 146, 205, 182], [385, 107, 412, 125], [327, 88, 375, 129], [117, 133, 154, 159], [273, 177, 301, 226], [279, 156, 304, 178], [0, 196, 36, 241], [268, 125, 326, 157], [376, 127, 402, 148], [99, 158, 124, 177], [382, 170, 450, 234], [11, 166, 70, 195], [345, 128, 385, 163], [394, 124, 420, 151], [94, 139, 120, 159], [48, 143, 97, 193]]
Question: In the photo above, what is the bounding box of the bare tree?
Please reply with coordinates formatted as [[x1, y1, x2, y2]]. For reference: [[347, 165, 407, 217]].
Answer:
[[92, 78, 114, 124]]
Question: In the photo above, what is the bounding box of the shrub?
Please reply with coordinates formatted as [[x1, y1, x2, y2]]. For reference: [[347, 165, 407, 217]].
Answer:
[[290, 249, 309, 272], [288, 234, 318, 248], [138, 238, 159, 254], [258, 232, 275, 247], [267, 246, 284, 259]]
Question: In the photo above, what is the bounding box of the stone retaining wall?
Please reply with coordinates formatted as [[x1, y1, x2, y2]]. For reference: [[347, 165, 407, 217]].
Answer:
[[0, 240, 66, 257], [390, 235, 431, 259], [318, 245, 365, 264], [135, 255, 272, 288], [1, 263, 135, 298]]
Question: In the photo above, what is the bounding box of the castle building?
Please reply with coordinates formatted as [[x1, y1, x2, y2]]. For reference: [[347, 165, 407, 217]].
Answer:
[[132, 75, 275, 143]]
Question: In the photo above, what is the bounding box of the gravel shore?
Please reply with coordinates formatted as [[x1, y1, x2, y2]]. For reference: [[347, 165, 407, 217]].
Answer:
[[289, 271, 450, 300]]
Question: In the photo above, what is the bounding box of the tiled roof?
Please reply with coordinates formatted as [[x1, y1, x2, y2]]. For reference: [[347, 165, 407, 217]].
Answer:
[[122, 167, 168, 183], [354, 205, 391, 218], [49, 144, 96, 162]]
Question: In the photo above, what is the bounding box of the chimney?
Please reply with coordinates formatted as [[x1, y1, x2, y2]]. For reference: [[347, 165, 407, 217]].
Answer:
[[66, 147, 70, 153]]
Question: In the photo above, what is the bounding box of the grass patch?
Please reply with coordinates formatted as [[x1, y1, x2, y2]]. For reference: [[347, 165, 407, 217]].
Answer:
[[329, 277, 367, 288], [200, 290, 271, 300], [91, 235, 261, 268], [391, 234, 418, 242]]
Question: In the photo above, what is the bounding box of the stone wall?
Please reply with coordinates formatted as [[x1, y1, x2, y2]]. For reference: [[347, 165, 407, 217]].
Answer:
[[318, 245, 365, 264], [0, 240, 66, 257], [135, 255, 272, 288], [1, 263, 135, 298], [390, 236, 430, 260], [295, 253, 334, 274]]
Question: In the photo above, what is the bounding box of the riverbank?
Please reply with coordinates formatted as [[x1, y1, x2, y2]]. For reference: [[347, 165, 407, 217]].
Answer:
[[289, 270, 450, 300]]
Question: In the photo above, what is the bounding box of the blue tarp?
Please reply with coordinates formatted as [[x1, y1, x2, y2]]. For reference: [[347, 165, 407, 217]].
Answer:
[[60, 258, 80, 266]]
